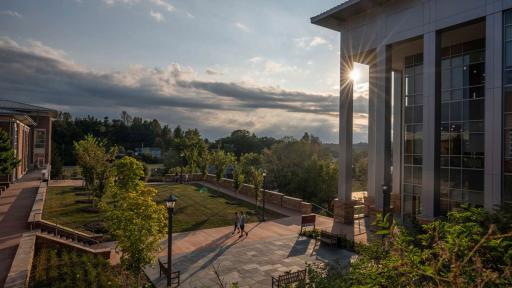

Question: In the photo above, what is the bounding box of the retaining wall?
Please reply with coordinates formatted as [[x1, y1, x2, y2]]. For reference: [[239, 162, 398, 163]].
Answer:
[[186, 173, 312, 214]]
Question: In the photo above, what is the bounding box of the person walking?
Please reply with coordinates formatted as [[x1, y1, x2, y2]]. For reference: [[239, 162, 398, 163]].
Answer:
[[239, 211, 248, 238], [232, 212, 240, 235]]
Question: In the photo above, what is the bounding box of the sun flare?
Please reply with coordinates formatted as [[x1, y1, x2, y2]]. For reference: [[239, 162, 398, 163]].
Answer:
[[349, 68, 360, 82]]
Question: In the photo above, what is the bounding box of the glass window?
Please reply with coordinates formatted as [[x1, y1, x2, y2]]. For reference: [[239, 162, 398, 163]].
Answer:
[[34, 130, 46, 149]]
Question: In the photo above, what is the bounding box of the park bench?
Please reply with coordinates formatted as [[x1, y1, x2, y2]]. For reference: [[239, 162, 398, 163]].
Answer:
[[271, 269, 306, 288], [320, 230, 338, 247], [158, 258, 180, 287], [300, 214, 316, 233]]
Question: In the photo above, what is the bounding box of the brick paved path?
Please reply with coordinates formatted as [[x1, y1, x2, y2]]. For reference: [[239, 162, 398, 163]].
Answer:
[[0, 171, 40, 286], [145, 233, 355, 288]]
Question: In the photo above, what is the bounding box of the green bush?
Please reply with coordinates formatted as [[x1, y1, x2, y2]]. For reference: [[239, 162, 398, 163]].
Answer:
[[29, 243, 139, 287], [304, 205, 512, 287]]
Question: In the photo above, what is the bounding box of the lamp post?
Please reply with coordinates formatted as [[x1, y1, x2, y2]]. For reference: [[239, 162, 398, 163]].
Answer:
[[165, 195, 177, 287], [262, 171, 267, 222]]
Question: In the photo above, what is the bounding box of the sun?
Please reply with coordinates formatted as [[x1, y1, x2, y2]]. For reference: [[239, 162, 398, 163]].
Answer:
[[349, 68, 360, 82]]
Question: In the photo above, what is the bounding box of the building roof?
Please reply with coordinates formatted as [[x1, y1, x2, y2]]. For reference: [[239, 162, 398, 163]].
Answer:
[[0, 108, 36, 126], [311, 0, 389, 31], [0, 100, 58, 118]]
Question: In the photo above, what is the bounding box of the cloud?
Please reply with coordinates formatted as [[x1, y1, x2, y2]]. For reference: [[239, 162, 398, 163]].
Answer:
[[0, 37, 345, 142], [150, 0, 175, 12], [234, 22, 250, 32], [149, 10, 165, 22], [248, 57, 302, 75], [185, 12, 194, 18], [103, 0, 140, 5], [0, 10, 22, 18], [205, 68, 223, 75], [294, 36, 333, 50]]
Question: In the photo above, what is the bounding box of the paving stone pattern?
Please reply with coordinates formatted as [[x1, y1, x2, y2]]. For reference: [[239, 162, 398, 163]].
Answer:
[[147, 234, 355, 288]]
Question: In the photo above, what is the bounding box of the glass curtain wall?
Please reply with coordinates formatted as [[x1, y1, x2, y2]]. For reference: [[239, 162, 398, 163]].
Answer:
[[504, 11, 512, 204], [439, 39, 485, 214], [402, 54, 423, 222]]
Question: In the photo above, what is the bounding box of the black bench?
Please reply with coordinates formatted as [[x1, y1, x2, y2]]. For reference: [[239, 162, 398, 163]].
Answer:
[[158, 259, 180, 287], [320, 230, 338, 247], [271, 269, 306, 287]]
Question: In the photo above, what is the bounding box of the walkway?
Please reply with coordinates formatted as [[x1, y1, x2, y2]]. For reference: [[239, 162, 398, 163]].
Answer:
[[0, 171, 40, 286], [192, 181, 301, 217], [145, 214, 369, 287]]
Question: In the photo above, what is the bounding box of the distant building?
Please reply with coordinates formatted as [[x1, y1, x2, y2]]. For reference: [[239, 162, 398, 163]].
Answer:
[[134, 147, 162, 159], [0, 100, 57, 182]]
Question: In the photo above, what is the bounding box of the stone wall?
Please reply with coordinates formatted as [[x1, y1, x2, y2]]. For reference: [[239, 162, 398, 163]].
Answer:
[[187, 173, 312, 215]]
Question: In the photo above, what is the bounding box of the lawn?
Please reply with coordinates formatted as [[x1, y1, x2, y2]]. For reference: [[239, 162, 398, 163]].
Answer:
[[43, 184, 283, 234], [152, 183, 283, 232], [43, 186, 104, 234]]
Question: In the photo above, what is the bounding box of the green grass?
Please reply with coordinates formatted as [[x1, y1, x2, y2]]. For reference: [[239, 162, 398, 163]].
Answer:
[[43, 186, 103, 234], [153, 183, 283, 232], [43, 184, 283, 234]]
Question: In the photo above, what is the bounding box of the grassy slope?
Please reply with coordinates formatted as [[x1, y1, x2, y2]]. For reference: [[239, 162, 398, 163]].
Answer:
[[43, 184, 283, 234]]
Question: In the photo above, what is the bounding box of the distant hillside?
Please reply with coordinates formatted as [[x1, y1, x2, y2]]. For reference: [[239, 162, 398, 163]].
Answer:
[[323, 142, 368, 158]]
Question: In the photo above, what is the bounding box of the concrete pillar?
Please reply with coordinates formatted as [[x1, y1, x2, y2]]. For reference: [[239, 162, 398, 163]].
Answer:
[[333, 46, 354, 224], [420, 31, 439, 220], [367, 45, 392, 212], [484, 12, 503, 210]]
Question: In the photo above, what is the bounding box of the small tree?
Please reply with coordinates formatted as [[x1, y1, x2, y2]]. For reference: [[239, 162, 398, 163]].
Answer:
[[73, 135, 116, 204], [197, 149, 210, 182], [102, 157, 166, 285], [210, 149, 235, 183], [248, 167, 264, 205], [0, 129, 19, 175]]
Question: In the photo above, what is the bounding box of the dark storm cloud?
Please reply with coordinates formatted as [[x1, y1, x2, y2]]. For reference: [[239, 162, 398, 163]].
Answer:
[[0, 39, 338, 117]]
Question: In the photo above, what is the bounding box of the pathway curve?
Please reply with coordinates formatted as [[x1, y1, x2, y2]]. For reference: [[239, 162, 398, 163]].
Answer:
[[0, 171, 40, 286], [190, 181, 301, 217]]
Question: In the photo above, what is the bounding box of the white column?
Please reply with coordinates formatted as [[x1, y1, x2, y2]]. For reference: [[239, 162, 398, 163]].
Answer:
[[484, 12, 503, 210], [368, 45, 392, 211], [338, 54, 353, 203], [420, 31, 438, 220]]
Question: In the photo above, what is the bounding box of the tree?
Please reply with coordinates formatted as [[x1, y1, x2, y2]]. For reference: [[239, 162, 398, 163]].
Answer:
[[248, 167, 264, 204], [197, 148, 211, 182], [210, 149, 235, 182], [0, 129, 19, 175], [102, 157, 166, 285], [73, 135, 116, 203]]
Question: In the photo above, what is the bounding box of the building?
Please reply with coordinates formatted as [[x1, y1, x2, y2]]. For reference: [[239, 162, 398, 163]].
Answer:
[[134, 147, 162, 159], [0, 100, 58, 182], [312, 0, 511, 223]]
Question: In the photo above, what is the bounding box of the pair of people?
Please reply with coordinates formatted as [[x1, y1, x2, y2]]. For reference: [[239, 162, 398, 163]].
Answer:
[[232, 211, 248, 237]]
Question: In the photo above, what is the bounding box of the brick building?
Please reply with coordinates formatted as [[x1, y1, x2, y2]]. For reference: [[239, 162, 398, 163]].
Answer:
[[0, 100, 57, 182]]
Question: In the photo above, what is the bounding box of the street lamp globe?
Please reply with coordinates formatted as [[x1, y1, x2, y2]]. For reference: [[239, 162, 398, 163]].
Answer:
[[165, 195, 177, 209]]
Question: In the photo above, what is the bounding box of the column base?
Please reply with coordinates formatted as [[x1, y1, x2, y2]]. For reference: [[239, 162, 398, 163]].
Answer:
[[333, 199, 354, 224], [363, 197, 382, 217], [390, 193, 401, 215], [416, 215, 435, 225]]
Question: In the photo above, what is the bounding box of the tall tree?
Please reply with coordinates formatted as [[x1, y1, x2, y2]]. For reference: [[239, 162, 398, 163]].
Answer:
[[0, 130, 19, 175]]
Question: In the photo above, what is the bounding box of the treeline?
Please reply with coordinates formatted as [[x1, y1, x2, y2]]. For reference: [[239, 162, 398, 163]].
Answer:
[[52, 112, 280, 165], [52, 111, 368, 209]]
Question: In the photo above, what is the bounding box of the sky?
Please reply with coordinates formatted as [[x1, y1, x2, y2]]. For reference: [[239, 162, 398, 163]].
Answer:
[[0, 0, 369, 143]]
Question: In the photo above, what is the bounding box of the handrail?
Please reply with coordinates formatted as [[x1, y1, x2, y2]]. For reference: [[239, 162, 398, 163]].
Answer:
[[310, 202, 334, 217]]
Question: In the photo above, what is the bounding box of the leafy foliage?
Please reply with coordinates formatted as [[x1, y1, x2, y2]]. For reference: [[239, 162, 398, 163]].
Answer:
[[0, 129, 19, 175], [305, 205, 512, 288], [73, 135, 116, 204], [101, 156, 167, 283], [210, 149, 236, 182], [30, 243, 139, 287]]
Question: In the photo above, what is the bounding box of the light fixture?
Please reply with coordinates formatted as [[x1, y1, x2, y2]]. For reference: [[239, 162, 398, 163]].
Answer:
[[165, 195, 177, 209]]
